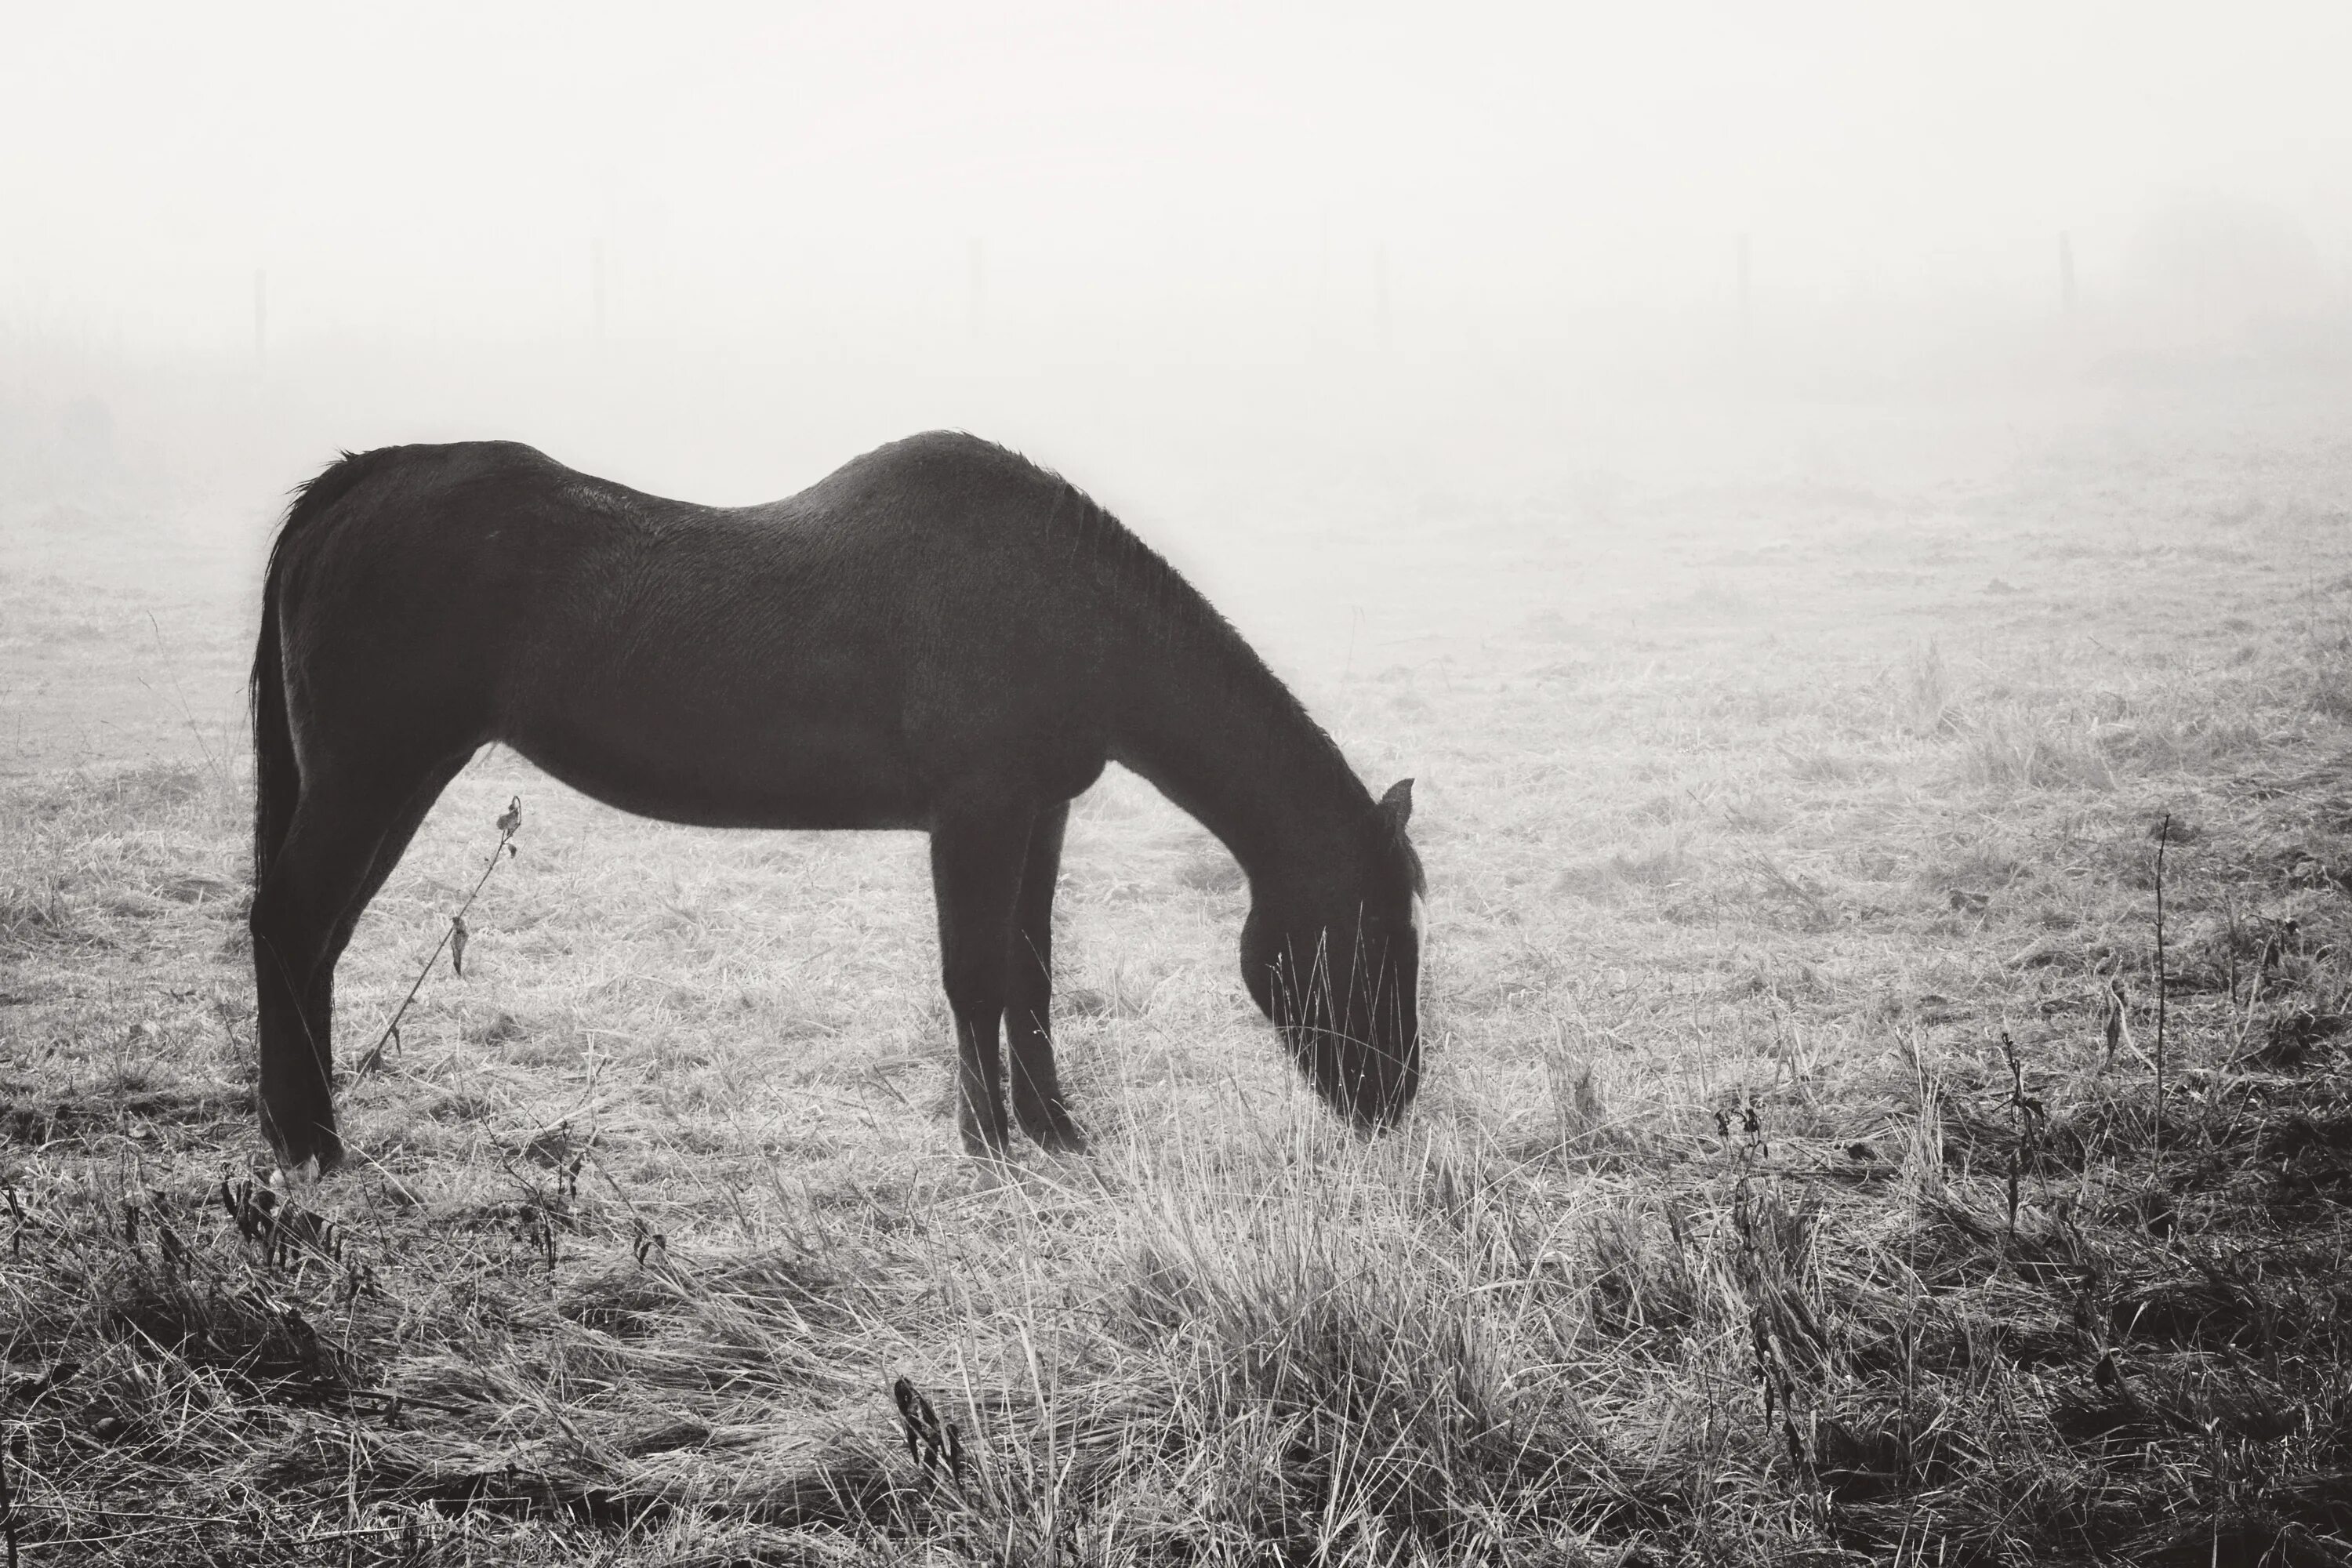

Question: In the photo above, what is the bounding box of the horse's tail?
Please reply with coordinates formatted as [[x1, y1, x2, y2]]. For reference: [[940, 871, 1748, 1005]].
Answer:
[[251, 550, 296, 891], [251, 448, 391, 887]]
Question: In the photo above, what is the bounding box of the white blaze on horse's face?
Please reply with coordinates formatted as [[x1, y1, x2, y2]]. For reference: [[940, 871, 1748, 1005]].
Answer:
[[1410, 893, 1426, 998]]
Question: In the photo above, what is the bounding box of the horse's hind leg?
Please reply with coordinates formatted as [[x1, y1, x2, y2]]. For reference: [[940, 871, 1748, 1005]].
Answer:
[[928, 800, 1036, 1156], [251, 757, 463, 1171], [325, 757, 470, 963], [1006, 800, 1085, 1152]]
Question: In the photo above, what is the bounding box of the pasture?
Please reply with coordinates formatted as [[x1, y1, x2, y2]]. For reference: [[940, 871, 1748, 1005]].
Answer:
[[5, 385, 2352, 1564]]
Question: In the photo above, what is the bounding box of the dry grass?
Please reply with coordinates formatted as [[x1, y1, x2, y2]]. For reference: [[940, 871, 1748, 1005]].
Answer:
[[8, 410, 2352, 1563]]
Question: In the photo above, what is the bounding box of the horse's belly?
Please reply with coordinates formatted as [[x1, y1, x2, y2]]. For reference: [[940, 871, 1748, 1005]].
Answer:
[[508, 720, 928, 832]]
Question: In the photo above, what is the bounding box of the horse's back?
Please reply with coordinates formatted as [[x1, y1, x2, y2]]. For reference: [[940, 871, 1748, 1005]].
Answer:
[[271, 434, 1115, 826], [286, 430, 1070, 577]]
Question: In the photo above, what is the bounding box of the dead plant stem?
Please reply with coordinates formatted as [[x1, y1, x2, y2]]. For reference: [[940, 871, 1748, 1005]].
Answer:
[[357, 797, 521, 1078], [2154, 813, 2170, 1155]]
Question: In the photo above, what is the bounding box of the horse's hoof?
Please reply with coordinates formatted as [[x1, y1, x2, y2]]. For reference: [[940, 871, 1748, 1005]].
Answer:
[[268, 1135, 344, 1183], [1014, 1104, 1089, 1154]]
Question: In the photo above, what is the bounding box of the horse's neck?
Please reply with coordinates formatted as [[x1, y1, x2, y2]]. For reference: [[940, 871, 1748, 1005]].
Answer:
[[1107, 632, 1367, 891]]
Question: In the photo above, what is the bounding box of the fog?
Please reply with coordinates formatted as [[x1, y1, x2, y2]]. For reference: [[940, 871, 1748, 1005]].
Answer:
[[5, 2, 2351, 684]]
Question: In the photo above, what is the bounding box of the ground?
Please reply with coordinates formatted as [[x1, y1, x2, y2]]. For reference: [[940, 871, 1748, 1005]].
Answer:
[[5, 383, 2352, 1564]]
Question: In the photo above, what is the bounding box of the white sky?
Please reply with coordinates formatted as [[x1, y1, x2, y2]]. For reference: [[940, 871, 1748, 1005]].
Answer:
[[5, 1, 2349, 353]]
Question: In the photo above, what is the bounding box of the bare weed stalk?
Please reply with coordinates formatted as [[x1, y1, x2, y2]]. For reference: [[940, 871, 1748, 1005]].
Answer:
[[354, 796, 523, 1079], [1, 1411, 18, 1568], [2152, 813, 2170, 1152]]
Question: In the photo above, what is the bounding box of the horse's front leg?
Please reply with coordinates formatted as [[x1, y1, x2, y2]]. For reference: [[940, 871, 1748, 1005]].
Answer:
[[1006, 800, 1085, 1151], [928, 800, 1034, 1156]]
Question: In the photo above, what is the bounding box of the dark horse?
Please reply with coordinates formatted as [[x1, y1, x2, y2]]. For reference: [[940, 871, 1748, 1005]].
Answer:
[[249, 433, 1425, 1171]]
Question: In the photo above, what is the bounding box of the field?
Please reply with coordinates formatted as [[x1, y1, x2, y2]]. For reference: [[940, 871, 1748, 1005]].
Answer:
[[5, 384, 2352, 1565]]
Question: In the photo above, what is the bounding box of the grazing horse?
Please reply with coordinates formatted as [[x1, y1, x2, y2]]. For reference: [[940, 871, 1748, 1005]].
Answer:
[[249, 433, 1425, 1171]]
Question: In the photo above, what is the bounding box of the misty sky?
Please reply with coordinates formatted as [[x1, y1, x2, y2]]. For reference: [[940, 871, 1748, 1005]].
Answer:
[[6, 2, 2348, 355]]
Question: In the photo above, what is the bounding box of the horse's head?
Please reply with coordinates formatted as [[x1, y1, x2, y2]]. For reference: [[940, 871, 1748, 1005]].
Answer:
[[1242, 778, 1425, 1131]]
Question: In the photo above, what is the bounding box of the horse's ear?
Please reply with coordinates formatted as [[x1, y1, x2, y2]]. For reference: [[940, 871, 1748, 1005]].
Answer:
[[1373, 778, 1414, 840]]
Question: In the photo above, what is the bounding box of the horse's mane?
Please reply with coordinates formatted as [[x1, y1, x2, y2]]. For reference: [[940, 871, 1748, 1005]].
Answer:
[[1033, 455, 1365, 805]]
